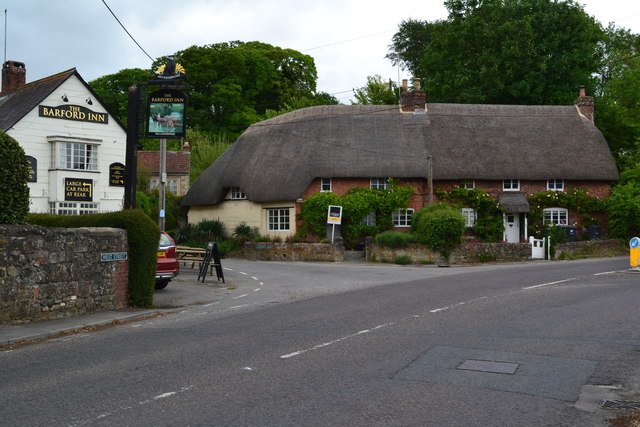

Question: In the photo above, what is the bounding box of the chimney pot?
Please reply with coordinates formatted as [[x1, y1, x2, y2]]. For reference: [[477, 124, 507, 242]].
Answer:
[[574, 85, 594, 122]]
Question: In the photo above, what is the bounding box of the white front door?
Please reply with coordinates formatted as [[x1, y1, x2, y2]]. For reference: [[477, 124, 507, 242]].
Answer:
[[504, 213, 520, 243]]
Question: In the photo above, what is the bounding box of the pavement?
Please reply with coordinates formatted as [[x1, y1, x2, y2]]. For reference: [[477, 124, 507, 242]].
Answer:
[[0, 266, 228, 347]]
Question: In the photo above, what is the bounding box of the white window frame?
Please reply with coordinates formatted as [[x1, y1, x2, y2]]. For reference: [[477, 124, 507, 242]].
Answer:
[[49, 202, 99, 215], [461, 208, 477, 227], [167, 179, 179, 195], [320, 178, 332, 192], [362, 211, 376, 226], [547, 179, 564, 191], [267, 208, 290, 231], [48, 136, 101, 172], [231, 187, 246, 200], [370, 178, 389, 190], [543, 207, 568, 225], [392, 208, 414, 228], [462, 179, 475, 190], [503, 179, 520, 191]]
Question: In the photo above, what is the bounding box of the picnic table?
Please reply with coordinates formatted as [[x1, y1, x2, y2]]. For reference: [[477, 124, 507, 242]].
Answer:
[[176, 245, 225, 283]]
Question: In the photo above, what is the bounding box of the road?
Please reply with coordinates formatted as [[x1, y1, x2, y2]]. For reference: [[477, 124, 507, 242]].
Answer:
[[1, 257, 639, 426]]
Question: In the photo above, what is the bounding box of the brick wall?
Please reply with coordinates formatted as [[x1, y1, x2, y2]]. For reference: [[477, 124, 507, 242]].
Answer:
[[0, 225, 129, 324]]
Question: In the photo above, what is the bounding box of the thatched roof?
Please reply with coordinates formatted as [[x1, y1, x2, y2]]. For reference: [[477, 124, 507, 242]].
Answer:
[[182, 103, 618, 208]]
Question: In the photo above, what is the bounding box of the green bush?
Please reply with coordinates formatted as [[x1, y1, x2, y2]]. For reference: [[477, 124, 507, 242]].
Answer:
[[375, 231, 414, 248], [195, 219, 227, 242], [412, 203, 466, 261], [28, 210, 159, 308], [233, 223, 259, 242], [394, 255, 412, 265], [0, 131, 30, 224]]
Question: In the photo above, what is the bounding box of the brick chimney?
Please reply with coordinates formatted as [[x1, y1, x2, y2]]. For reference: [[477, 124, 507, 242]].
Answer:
[[1, 61, 26, 96], [400, 78, 426, 114], [573, 85, 594, 122]]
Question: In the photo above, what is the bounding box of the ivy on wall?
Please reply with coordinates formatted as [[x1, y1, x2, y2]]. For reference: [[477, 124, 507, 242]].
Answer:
[[527, 188, 606, 236], [298, 180, 413, 247], [436, 188, 504, 242]]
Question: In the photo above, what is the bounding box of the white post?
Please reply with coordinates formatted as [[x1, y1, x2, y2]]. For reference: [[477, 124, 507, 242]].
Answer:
[[331, 224, 335, 244]]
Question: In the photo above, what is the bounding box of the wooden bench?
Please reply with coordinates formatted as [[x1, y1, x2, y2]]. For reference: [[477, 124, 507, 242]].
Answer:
[[176, 246, 215, 273]]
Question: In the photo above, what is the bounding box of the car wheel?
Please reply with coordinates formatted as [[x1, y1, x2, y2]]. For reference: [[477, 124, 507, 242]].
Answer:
[[155, 279, 170, 290]]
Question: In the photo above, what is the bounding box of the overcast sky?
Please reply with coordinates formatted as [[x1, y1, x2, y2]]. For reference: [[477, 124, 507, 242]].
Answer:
[[3, 0, 640, 103]]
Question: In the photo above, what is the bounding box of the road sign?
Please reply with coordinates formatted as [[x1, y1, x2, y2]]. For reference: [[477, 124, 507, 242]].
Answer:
[[100, 252, 128, 262], [630, 237, 640, 268]]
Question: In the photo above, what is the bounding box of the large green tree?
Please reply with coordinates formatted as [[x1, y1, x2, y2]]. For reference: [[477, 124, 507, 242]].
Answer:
[[388, 0, 603, 105], [164, 41, 319, 137]]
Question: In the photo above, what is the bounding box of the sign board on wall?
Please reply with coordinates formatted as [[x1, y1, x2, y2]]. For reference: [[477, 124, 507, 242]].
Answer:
[[146, 89, 187, 138], [26, 156, 37, 182], [65, 178, 93, 202], [109, 162, 125, 186], [39, 105, 108, 124]]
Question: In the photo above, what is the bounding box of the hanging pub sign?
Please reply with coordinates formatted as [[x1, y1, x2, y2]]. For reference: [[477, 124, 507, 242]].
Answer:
[[109, 162, 125, 186], [146, 88, 187, 138], [65, 177, 93, 202]]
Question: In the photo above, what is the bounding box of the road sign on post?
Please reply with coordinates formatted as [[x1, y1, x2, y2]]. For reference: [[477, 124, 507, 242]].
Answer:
[[630, 237, 640, 269]]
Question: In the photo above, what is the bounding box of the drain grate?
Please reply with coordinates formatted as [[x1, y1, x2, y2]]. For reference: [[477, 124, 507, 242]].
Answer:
[[600, 400, 640, 410], [457, 359, 519, 375]]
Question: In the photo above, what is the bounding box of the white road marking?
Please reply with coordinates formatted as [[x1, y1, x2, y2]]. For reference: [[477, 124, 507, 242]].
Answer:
[[233, 294, 248, 300], [253, 288, 261, 292], [203, 301, 220, 307], [594, 271, 616, 276], [229, 304, 248, 309], [429, 301, 465, 313], [239, 272, 248, 275], [252, 276, 259, 280], [280, 325, 392, 359], [523, 278, 574, 290]]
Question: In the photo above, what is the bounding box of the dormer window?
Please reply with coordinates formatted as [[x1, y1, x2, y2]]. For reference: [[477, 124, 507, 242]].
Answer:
[[503, 179, 520, 191], [547, 179, 564, 191], [231, 187, 246, 200]]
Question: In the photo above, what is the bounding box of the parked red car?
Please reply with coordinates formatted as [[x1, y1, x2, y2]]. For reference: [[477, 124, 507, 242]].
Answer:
[[156, 232, 179, 289]]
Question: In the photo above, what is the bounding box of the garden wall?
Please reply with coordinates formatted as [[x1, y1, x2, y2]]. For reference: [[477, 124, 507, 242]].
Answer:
[[365, 237, 626, 264], [0, 225, 129, 324], [244, 242, 343, 262]]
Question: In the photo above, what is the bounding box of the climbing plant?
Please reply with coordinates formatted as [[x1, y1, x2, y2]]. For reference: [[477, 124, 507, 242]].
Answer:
[[527, 188, 606, 236], [436, 188, 504, 242], [298, 181, 413, 248]]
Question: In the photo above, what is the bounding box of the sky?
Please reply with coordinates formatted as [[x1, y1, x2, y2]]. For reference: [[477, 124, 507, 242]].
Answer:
[[2, 0, 640, 103]]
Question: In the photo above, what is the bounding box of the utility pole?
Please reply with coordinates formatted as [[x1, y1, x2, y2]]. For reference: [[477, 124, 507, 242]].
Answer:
[[159, 137, 167, 231], [427, 155, 433, 204]]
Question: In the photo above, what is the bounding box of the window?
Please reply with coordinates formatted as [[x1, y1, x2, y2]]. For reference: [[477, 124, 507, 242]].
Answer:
[[543, 208, 568, 225], [167, 180, 179, 195], [547, 179, 564, 191], [59, 142, 98, 170], [461, 179, 475, 190], [392, 208, 414, 227], [362, 212, 376, 226], [320, 178, 332, 192], [461, 208, 477, 227], [503, 179, 520, 191], [231, 187, 246, 199], [370, 178, 389, 190], [149, 179, 159, 191], [49, 202, 99, 215], [267, 208, 290, 231]]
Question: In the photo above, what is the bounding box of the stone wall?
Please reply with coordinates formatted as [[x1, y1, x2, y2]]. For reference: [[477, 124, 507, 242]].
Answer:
[[0, 225, 129, 324], [366, 237, 626, 264], [244, 242, 343, 262]]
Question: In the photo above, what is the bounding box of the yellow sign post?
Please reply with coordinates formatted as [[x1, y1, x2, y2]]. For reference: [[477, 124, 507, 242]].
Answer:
[[630, 237, 640, 269]]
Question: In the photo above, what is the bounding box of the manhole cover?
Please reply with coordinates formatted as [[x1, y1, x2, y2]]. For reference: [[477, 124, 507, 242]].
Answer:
[[600, 400, 640, 410], [457, 359, 519, 375]]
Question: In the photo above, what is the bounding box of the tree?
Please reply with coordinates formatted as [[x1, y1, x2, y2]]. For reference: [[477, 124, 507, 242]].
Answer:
[[0, 131, 30, 224], [594, 25, 640, 169], [388, 0, 604, 105], [352, 75, 399, 105], [89, 68, 154, 124], [164, 41, 320, 137], [187, 129, 233, 184]]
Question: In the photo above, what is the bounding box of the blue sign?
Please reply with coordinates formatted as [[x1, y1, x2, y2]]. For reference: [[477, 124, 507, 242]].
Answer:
[[630, 237, 640, 249]]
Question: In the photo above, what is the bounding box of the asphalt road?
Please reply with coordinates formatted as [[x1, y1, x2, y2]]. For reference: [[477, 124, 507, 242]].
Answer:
[[1, 257, 639, 426]]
